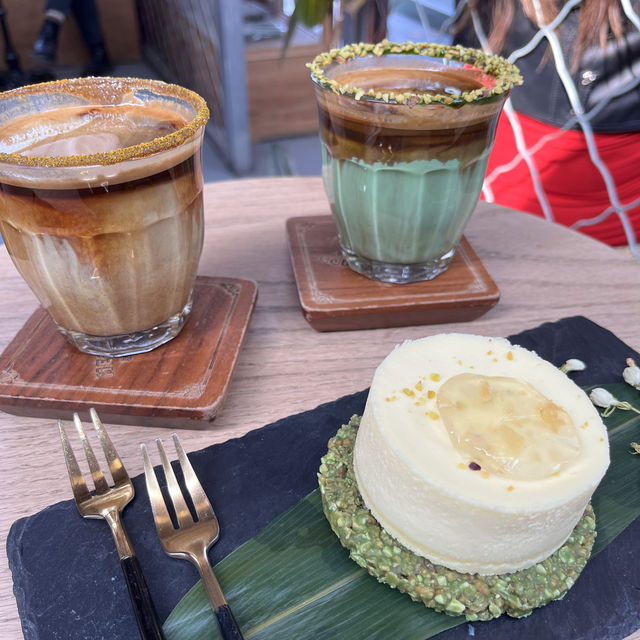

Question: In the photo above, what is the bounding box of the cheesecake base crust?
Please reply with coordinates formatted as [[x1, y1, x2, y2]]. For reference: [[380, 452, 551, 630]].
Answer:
[[318, 416, 596, 621]]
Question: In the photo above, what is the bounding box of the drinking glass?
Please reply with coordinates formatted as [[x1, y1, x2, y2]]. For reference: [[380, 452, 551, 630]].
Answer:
[[310, 41, 522, 283], [0, 77, 209, 356]]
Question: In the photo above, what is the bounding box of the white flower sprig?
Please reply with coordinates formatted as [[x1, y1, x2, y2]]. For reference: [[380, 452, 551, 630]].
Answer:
[[587, 359, 640, 456], [589, 387, 640, 418], [559, 358, 586, 374], [623, 358, 640, 390]]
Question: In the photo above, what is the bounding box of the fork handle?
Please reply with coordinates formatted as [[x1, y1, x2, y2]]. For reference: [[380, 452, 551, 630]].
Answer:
[[195, 556, 244, 640], [214, 603, 244, 640], [121, 556, 167, 640]]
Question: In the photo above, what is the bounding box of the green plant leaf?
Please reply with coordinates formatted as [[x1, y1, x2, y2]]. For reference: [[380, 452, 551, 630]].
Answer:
[[163, 383, 640, 639], [295, 0, 332, 28], [280, 0, 332, 59], [279, 8, 298, 61]]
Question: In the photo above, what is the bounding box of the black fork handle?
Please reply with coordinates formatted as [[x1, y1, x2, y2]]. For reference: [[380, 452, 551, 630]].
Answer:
[[214, 603, 244, 640], [121, 555, 166, 640]]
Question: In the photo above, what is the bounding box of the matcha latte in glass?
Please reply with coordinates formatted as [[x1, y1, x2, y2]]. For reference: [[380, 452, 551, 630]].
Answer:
[[309, 41, 522, 283]]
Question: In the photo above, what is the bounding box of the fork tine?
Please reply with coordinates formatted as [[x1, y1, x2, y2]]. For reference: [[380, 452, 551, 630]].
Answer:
[[90, 408, 129, 486], [141, 443, 173, 525], [73, 413, 110, 494], [172, 433, 216, 522], [156, 438, 193, 528], [58, 421, 92, 504]]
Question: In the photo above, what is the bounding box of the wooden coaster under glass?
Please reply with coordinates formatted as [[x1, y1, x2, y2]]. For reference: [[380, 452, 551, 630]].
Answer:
[[286, 215, 499, 332], [0, 276, 257, 427]]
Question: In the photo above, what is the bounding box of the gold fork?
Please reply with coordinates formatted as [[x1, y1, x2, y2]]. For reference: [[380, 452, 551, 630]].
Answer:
[[141, 434, 244, 640], [58, 409, 165, 640]]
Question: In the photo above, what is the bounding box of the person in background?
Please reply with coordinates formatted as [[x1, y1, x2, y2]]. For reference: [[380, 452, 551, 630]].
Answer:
[[31, 0, 112, 76], [451, 0, 640, 248]]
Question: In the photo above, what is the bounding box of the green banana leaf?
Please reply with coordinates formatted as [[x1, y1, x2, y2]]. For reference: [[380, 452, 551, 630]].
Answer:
[[163, 383, 640, 640]]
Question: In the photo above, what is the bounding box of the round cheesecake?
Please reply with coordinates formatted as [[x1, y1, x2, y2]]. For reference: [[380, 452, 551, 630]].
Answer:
[[353, 334, 610, 575]]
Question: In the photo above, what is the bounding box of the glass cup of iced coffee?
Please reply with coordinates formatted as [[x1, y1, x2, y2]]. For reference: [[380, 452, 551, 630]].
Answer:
[[0, 77, 209, 356], [309, 41, 522, 284]]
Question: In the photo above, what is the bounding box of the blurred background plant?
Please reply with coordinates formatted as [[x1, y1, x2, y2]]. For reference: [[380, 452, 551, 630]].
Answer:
[[283, 0, 388, 54]]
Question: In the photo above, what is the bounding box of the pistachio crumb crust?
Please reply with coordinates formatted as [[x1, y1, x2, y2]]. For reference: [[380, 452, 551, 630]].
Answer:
[[318, 416, 596, 621], [307, 40, 523, 107]]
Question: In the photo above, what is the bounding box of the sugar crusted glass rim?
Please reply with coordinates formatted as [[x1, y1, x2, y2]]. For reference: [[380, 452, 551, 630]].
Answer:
[[308, 40, 523, 107], [0, 76, 210, 168]]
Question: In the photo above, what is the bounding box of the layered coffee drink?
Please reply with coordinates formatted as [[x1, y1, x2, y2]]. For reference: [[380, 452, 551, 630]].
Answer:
[[309, 42, 522, 283], [0, 78, 209, 356]]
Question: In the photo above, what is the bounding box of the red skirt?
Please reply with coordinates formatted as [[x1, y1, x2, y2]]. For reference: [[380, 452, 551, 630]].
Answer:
[[482, 111, 640, 246]]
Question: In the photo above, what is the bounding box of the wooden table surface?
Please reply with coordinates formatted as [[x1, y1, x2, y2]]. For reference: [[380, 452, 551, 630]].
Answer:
[[1, 177, 639, 639]]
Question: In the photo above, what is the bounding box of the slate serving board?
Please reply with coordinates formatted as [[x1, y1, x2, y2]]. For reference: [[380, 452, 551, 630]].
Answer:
[[7, 316, 640, 640]]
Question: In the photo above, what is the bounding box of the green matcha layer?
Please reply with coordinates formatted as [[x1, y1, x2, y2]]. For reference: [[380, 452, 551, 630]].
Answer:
[[318, 416, 596, 621], [322, 149, 489, 264]]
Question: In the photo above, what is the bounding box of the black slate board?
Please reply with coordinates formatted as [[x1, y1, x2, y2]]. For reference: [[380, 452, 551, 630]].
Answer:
[[7, 316, 640, 640]]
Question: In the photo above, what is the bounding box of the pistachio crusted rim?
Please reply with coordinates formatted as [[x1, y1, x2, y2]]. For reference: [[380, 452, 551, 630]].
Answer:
[[307, 40, 523, 107], [0, 76, 210, 168], [318, 416, 595, 622]]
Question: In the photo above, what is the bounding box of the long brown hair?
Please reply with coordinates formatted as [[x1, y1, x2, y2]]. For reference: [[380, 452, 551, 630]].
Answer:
[[453, 0, 631, 70]]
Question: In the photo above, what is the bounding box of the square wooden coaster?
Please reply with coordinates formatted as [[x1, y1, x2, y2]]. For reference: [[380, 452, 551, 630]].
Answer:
[[0, 276, 257, 428], [286, 215, 499, 332]]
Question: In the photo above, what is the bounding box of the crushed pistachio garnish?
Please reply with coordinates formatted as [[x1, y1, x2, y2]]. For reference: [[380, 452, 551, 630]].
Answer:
[[307, 40, 522, 108]]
